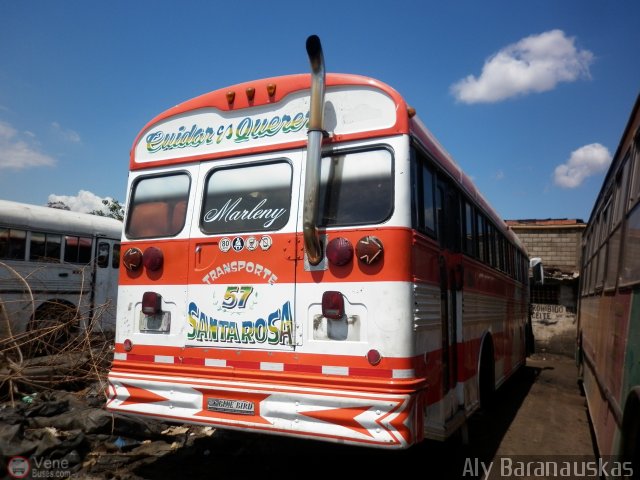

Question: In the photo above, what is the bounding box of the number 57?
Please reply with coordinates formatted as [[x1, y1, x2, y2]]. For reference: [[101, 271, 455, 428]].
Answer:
[[222, 286, 254, 309]]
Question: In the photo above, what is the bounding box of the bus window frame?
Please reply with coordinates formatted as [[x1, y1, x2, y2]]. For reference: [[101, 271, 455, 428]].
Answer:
[[317, 145, 395, 229], [126, 170, 192, 240], [199, 158, 294, 235]]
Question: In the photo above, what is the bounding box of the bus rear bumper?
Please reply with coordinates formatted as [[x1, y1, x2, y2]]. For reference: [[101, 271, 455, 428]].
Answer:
[[106, 370, 421, 449]]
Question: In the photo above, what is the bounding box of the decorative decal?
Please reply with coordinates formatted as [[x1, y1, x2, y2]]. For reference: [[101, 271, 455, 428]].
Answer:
[[232, 236, 245, 252], [145, 112, 309, 154], [187, 301, 294, 345], [201, 261, 278, 284], [219, 237, 231, 252], [246, 236, 258, 251], [260, 235, 273, 251], [221, 286, 255, 310], [203, 198, 287, 230]]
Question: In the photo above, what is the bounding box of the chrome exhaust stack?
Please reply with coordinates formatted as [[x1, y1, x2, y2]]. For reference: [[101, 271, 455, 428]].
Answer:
[[303, 35, 325, 266]]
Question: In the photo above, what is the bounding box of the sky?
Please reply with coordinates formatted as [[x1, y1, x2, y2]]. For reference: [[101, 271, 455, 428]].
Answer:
[[0, 0, 638, 222]]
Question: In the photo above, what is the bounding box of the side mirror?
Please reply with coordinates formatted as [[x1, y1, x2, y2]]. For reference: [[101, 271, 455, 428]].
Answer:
[[530, 257, 544, 286]]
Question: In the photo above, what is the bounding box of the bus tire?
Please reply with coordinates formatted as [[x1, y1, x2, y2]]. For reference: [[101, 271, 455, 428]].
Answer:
[[478, 335, 495, 411], [621, 388, 640, 479], [27, 300, 79, 357]]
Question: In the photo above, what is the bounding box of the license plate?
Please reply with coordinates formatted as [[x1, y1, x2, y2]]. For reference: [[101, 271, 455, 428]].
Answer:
[[207, 398, 255, 415]]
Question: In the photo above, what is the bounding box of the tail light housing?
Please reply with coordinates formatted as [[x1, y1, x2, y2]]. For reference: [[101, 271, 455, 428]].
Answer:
[[356, 236, 383, 265], [123, 247, 143, 271], [367, 349, 382, 366], [143, 246, 164, 271], [142, 291, 162, 315], [326, 237, 353, 266], [322, 291, 344, 320]]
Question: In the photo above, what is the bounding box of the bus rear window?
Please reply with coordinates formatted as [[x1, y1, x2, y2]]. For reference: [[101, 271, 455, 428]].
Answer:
[[319, 148, 393, 226], [201, 161, 292, 234], [126, 173, 190, 239]]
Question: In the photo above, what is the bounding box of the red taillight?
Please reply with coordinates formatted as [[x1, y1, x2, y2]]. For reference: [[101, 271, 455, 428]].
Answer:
[[322, 291, 344, 320], [143, 246, 164, 271], [123, 247, 143, 271], [326, 237, 353, 266], [356, 236, 384, 265], [142, 291, 162, 315], [123, 339, 133, 352], [367, 349, 382, 366]]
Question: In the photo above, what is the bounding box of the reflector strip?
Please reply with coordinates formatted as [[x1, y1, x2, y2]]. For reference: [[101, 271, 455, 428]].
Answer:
[[113, 353, 418, 379], [322, 366, 349, 376], [392, 369, 415, 379], [205, 358, 227, 367], [155, 355, 174, 364], [260, 362, 284, 371]]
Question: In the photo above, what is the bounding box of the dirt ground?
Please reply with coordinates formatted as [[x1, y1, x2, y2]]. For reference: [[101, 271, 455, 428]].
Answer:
[[1, 353, 595, 479]]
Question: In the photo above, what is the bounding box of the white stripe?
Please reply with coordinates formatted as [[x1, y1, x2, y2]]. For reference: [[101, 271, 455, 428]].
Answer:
[[322, 365, 349, 376], [154, 355, 174, 364], [260, 362, 284, 371], [113, 353, 127, 361], [392, 369, 415, 379], [205, 358, 227, 367]]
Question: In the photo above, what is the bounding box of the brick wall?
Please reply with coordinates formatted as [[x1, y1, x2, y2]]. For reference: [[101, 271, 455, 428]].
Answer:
[[507, 220, 586, 274]]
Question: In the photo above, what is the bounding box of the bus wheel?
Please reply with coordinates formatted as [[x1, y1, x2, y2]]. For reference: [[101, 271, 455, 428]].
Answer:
[[27, 301, 79, 357], [621, 389, 640, 479], [479, 337, 495, 411]]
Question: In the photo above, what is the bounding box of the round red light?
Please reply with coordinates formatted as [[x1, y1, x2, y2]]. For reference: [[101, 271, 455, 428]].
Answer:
[[326, 237, 354, 266], [356, 236, 384, 265], [143, 246, 164, 271], [366, 349, 382, 366], [123, 339, 133, 352], [123, 247, 143, 271]]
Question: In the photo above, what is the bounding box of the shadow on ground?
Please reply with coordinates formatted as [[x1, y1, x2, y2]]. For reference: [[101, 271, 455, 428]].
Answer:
[[134, 365, 539, 479]]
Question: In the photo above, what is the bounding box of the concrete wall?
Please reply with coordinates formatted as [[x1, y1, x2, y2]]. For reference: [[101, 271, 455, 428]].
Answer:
[[511, 226, 583, 273], [507, 220, 586, 357]]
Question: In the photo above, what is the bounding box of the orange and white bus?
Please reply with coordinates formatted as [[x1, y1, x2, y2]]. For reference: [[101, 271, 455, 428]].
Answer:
[[107, 36, 532, 448]]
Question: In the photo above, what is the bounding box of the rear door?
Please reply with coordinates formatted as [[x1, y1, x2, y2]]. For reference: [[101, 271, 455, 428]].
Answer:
[[186, 152, 302, 351], [93, 239, 120, 328]]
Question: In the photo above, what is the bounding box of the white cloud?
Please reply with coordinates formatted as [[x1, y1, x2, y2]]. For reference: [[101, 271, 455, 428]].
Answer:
[[0, 120, 56, 169], [494, 170, 505, 180], [553, 143, 612, 188], [48, 190, 110, 213], [451, 30, 594, 104], [51, 121, 81, 143]]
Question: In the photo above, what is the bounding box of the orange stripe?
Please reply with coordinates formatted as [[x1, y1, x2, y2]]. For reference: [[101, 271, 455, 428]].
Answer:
[[111, 360, 426, 395], [114, 343, 422, 370], [299, 405, 375, 438], [119, 227, 415, 285], [119, 382, 169, 406]]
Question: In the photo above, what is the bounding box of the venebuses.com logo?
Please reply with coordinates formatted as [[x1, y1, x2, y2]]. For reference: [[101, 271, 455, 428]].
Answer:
[[6, 456, 71, 479]]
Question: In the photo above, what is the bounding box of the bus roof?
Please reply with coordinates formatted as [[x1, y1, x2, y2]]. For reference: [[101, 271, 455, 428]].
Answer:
[[0, 199, 122, 239], [130, 73, 409, 169]]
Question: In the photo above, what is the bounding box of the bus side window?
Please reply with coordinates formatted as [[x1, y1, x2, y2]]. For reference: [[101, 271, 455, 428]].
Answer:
[[422, 163, 436, 233], [97, 242, 110, 268], [0, 228, 26, 260], [64, 235, 93, 264], [112, 243, 120, 269], [30, 232, 62, 262]]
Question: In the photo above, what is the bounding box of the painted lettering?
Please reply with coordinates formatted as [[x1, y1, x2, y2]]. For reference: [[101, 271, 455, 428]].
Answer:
[[187, 301, 293, 345]]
